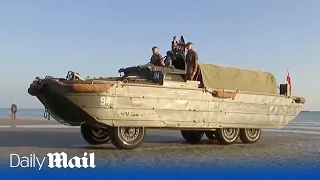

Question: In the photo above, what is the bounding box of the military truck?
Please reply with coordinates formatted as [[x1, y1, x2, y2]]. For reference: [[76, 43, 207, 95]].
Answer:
[[28, 36, 305, 150]]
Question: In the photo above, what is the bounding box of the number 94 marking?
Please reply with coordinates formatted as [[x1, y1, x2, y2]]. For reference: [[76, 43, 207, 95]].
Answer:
[[153, 72, 160, 80], [100, 97, 111, 106]]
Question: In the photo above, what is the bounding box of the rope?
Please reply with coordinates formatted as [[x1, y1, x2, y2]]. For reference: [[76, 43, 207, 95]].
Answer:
[[45, 107, 78, 126]]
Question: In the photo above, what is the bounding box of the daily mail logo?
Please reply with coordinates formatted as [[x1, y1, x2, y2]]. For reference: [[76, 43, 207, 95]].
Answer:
[[9, 152, 95, 170]]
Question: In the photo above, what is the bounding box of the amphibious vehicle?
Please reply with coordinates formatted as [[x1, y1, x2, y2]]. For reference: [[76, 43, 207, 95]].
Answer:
[[28, 36, 305, 150]]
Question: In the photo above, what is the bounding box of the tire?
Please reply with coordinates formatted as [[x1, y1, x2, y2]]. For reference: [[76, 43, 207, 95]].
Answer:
[[181, 130, 204, 143], [205, 131, 216, 140], [239, 128, 261, 143], [80, 124, 110, 145], [108, 126, 145, 150], [215, 128, 239, 145]]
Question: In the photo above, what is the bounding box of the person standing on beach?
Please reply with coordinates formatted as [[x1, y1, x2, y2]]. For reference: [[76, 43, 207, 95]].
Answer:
[[11, 102, 17, 120], [185, 42, 199, 80]]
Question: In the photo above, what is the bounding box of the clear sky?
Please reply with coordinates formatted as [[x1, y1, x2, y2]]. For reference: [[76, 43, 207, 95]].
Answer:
[[0, 0, 319, 110]]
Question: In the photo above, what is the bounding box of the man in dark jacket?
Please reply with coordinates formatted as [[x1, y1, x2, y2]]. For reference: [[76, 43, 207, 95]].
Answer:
[[150, 46, 165, 66], [164, 41, 178, 66], [185, 42, 199, 80]]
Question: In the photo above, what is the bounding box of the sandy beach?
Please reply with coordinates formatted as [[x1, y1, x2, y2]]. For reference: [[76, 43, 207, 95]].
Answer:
[[0, 118, 319, 170], [0, 119, 59, 126]]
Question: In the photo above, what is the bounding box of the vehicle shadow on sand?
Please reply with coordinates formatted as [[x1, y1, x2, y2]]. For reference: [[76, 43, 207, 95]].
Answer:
[[0, 130, 248, 150]]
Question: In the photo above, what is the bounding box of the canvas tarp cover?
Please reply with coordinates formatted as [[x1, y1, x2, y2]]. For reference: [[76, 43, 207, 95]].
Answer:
[[199, 64, 278, 94]]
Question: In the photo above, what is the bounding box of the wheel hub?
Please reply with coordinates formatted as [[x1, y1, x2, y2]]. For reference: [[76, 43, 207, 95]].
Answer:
[[223, 128, 237, 138], [120, 127, 140, 142], [246, 129, 259, 138], [91, 127, 107, 137]]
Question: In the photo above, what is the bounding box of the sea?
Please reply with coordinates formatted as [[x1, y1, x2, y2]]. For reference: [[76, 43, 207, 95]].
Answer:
[[0, 108, 47, 120], [0, 108, 319, 132]]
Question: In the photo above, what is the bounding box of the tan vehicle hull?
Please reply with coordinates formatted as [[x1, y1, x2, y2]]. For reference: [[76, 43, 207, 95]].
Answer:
[[28, 63, 305, 150], [68, 80, 302, 130]]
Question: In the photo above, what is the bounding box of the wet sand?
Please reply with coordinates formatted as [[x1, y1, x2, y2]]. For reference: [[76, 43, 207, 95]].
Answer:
[[0, 119, 59, 125], [0, 118, 319, 170]]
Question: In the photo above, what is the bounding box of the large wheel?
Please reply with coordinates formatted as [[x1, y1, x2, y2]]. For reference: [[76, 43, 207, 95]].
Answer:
[[239, 128, 261, 143], [80, 124, 110, 145], [181, 130, 204, 143], [205, 131, 216, 140], [215, 128, 239, 145], [108, 126, 146, 150]]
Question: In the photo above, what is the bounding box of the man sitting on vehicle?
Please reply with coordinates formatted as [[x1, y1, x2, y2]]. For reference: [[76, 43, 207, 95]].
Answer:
[[150, 46, 165, 66]]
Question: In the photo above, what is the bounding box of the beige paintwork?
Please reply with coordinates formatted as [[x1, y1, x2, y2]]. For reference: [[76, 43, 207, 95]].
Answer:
[[67, 79, 302, 130]]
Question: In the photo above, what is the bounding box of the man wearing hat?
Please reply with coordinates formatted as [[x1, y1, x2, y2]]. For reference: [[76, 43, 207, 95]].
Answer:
[[185, 42, 199, 80], [150, 46, 165, 66], [164, 39, 179, 67]]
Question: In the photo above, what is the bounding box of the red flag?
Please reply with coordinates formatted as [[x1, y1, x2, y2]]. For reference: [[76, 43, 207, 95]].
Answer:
[[286, 71, 291, 86]]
